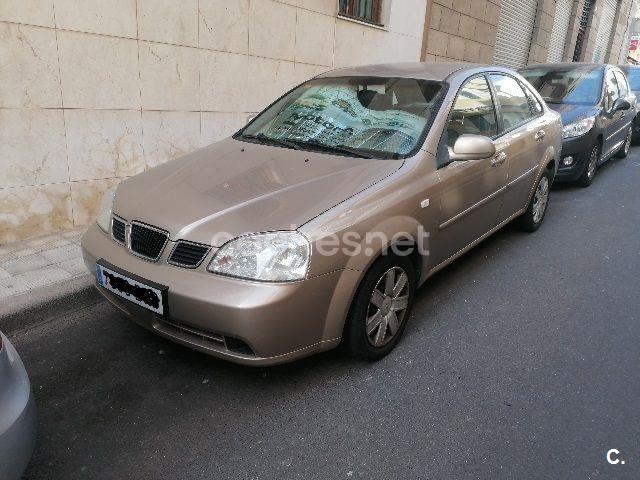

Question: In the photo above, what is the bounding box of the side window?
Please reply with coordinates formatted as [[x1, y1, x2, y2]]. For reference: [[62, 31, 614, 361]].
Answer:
[[614, 70, 629, 98], [604, 69, 620, 111], [522, 83, 543, 115], [446, 76, 498, 149], [489, 74, 534, 131]]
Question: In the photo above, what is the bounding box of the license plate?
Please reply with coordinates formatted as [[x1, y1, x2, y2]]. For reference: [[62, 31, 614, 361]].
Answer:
[[96, 260, 168, 316]]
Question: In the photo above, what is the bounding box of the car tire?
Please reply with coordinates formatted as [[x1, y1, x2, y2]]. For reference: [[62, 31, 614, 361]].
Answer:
[[575, 144, 599, 188], [515, 169, 551, 233], [615, 128, 632, 158], [344, 254, 416, 361]]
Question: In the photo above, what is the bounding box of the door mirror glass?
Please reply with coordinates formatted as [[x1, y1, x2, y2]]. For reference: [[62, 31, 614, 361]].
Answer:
[[448, 134, 496, 161], [612, 98, 631, 113]]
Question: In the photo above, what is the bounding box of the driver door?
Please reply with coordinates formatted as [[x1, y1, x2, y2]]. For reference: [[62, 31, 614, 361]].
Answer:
[[602, 68, 624, 158], [430, 75, 508, 267]]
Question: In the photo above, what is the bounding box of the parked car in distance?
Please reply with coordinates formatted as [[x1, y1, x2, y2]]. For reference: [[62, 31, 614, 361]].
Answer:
[[618, 64, 640, 143], [82, 62, 561, 366], [520, 63, 636, 187], [0, 332, 36, 480]]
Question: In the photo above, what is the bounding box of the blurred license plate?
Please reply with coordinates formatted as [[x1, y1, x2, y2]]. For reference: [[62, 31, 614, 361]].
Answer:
[[96, 261, 167, 316]]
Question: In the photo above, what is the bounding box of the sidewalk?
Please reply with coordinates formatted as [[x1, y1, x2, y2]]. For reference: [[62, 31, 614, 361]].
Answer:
[[0, 228, 101, 334], [0, 228, 87, 299]]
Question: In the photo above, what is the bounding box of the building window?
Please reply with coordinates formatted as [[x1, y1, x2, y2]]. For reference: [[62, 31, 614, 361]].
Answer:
[[338, 0, 384, 26]]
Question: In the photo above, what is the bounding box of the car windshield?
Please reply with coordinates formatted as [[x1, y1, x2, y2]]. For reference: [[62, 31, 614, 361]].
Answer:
[[519, 67, 603, 105], [620, 67, 640, 91], [237, 76, 445, 159]]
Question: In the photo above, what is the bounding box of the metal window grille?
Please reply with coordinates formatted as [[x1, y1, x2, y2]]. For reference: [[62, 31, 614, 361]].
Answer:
[[573, 0, 594, 61], [338, 0, 383, 26]]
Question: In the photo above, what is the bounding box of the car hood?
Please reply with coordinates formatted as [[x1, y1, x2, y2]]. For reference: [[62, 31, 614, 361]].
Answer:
[[113, 138, 402, 246], [547, 103, 600, 126]]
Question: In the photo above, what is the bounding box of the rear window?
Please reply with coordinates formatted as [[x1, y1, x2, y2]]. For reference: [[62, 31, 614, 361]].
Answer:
[[519, 67, 603, 105], [621, 67, 640, 91]]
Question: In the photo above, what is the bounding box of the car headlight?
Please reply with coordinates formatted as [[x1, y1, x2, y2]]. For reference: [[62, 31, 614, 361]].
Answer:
[[208, 232, 310, 282], [96, 187, 116, 233], [563, 116, 596, 139]]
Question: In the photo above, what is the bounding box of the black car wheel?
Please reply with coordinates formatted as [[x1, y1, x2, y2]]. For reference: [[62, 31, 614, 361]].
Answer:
[[344, 254, 416, 361], [576, 144, 599, 188], [615, 128, 632, 158]]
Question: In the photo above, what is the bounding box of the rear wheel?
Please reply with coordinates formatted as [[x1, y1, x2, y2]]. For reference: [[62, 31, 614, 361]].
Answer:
[[344, 254, 416, 361], [515, 169, 551, 232], [616, 128, 632, 158], [576, 144, 599, 188]]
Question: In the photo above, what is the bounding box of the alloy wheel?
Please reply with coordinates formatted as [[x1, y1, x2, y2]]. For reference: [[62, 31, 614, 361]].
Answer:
[[532, 176, 549, 224], [366, 267, 410, 348]]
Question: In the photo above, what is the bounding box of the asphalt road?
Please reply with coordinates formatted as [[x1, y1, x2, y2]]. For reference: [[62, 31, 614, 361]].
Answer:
[[13, 150, 640, 480]]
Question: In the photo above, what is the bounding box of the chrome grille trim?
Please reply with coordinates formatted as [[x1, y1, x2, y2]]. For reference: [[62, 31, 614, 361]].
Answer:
[[129, 221, 169, 262], [111, 216, 127, 246], [109, 215, 169, 262], [167, 241, 211, 269]]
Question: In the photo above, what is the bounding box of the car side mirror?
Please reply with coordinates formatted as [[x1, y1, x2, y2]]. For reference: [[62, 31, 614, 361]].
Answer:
[[613, 98, 631, 113], [448, 134, 496, 162]]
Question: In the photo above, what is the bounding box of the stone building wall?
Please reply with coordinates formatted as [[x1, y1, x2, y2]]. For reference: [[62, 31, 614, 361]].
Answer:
[[0, 0, 428, 244]]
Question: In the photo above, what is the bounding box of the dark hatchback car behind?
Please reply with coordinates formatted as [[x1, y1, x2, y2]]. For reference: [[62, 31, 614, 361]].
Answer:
[[619, 64, 640, 142], [520, 63, 636, 187]]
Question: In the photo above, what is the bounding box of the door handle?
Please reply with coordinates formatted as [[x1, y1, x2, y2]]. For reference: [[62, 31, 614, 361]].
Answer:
[[491, 152, 507, 167], [534, 130, 546, 141]]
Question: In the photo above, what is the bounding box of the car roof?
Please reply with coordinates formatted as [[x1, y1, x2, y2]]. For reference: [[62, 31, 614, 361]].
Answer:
[[520, 62, 607, 71], [316, 62, 488, 82]]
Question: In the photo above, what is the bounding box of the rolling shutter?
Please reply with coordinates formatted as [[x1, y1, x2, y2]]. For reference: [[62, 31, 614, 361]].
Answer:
[[493, 0, 539, 68], [547, 0, 574, 62], [592, 0, 618, 63]]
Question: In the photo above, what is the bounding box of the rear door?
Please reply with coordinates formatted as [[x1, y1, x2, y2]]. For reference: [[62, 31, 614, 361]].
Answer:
[[488, 73, 543, 221], [431, 75, 508, 267]]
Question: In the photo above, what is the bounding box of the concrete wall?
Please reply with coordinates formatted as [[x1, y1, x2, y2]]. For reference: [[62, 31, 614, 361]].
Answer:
[[0, 0, 427, 244], [424, 0, 635, 65], [422, 0, 501, 63]]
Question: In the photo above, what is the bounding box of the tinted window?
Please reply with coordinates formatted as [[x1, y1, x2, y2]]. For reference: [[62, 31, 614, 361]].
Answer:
[[519, 66, 604, 105], [240, 77, 444, 160], [614, 70, 630, 97], [446, 76, 498, 148], [604, 69, 620, 111], [490, 74, 533, 131]]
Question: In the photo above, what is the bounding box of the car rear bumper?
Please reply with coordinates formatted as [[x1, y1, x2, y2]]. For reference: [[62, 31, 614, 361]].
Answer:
[[0, 334, 37, 480], [81, 224, 360, 366]]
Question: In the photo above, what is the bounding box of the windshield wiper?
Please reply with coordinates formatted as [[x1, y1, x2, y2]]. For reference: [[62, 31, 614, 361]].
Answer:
[[289, 139, 374, 159], [241, 133, 303, 150]]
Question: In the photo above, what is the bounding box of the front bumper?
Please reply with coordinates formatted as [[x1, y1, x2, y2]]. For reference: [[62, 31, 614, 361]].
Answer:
[[555, 131, 597, 183], [81, 224, 360, 366], [0, 334, 37, 480]]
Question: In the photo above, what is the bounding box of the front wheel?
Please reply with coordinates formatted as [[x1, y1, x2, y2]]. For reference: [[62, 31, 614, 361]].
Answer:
[[344, 254, 416, 361], [615, 128, 632, 158], [515, 170, 551, 232], [576, 144, 599, 188]]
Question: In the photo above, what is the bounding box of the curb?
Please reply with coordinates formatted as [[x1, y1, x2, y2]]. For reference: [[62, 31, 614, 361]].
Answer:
[[0, 274, 103, 335]]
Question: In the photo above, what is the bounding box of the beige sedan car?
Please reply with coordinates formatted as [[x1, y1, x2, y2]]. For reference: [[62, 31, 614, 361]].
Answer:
[[82, 62, 562, 366]]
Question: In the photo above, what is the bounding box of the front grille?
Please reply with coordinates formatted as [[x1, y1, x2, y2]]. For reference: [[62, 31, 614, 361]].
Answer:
[[130, 222, 168, 260], [112, 217, 126, 244], [168, 241, 210, 268]]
